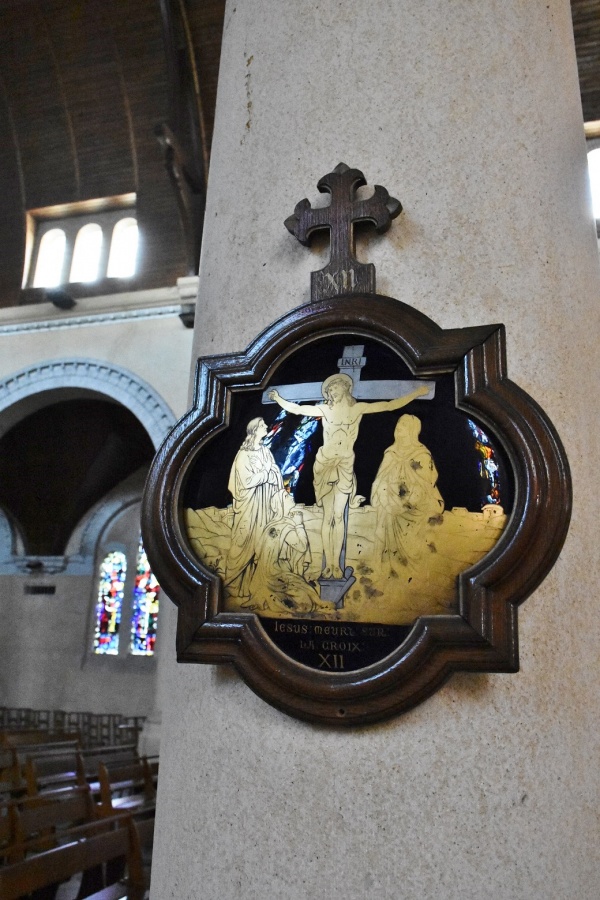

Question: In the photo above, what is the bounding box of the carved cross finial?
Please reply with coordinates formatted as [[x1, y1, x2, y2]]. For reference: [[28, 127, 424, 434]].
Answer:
[[285, 163, 402, 302]]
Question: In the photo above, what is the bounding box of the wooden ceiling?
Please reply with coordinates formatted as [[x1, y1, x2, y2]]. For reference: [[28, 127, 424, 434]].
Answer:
[[0, 0, 226, 307], [0, 1, 597, 307], [572, 0, 600, 121]]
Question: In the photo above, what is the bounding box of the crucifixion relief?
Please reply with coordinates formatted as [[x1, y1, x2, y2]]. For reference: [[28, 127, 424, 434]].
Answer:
[[265, 345, 435, 603]]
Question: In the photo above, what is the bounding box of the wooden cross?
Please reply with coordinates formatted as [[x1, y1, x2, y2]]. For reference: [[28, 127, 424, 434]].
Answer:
[[262, 344, 435, 405], [285, 163, 402, 302]]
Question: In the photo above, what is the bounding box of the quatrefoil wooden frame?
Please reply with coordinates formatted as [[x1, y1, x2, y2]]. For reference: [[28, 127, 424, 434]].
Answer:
[[142, 291, 571, 726]]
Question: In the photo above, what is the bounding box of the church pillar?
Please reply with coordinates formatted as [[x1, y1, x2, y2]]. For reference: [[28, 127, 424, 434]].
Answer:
[[150, 2, 600, 897]]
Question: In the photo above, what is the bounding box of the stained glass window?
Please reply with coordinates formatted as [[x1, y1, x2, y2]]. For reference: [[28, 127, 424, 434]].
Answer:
[[129, 539, 160, 656], [93, 550, 127, 655], [468, 419, 501, 506], [265, 410, 319, 492]]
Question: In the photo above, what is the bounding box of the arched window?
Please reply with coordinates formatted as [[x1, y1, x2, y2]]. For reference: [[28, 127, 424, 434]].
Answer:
[[32, 228, 66, 288], [129, 538, 160, 656], [107, 217, 139, 278], [587, 147, 600, 219], [93, 550, 127, 655], [25, 198, 138, 288], [69, 223, 103, 283]]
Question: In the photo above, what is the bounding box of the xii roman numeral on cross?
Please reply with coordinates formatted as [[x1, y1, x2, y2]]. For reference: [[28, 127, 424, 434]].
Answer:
[[285, 163, 402, 303]]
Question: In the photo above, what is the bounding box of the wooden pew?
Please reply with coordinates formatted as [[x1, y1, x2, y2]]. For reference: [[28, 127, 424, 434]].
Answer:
[[0, 814, 147, 900], [80, 744, 139, 793], [21, 744, 138, 800], [23, 746, 86, 796], [5, 784, 97, 863], [0, 748, 26, 800], [0, 747, 18, 779], [1, 729, 81, 749], [142, 756, 159, 792], [97, 761, 155, 817], [12, 740, 81, 797], [0, 801, 18, 861], [14, 739, 80, 766], [130, 812, 155, 889]]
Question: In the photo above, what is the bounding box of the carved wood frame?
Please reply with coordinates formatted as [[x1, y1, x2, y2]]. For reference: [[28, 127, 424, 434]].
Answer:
[[142, 293, 571, 725]]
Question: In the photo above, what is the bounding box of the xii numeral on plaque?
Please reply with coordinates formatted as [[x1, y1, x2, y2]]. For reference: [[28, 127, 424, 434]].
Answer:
[[318, 653, 345, 670]]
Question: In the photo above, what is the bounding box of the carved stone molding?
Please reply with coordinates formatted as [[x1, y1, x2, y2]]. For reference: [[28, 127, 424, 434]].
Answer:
[[0, 305, 183, 335], [0, 358, 176, 447]]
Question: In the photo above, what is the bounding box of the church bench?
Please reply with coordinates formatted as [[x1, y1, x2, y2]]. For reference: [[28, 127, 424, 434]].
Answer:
[[0, 748, 26, 800], [0, 814, 146, 899], [23, 747, 86, 796], [0, 785, 96, 862], [0, 729, 81, 749], [97, 762, 155, 817], [0, 710, 147, 752], [0, 802, 18, 862], [0, 747, 18, 779], [14, 739, 80, 766], [142, 756, 159, 791], [129, 811, 155, 889], [4, 784, 97, 863], [80, 744, 140, 792], [22, 745, 140, 799], [13, 740, 82, 794], [82, 747, 141, 805], [80, 743, 138, 765]]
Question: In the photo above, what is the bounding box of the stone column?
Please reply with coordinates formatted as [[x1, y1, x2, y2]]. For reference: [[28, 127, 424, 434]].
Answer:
[[150, 2, 600, 897]]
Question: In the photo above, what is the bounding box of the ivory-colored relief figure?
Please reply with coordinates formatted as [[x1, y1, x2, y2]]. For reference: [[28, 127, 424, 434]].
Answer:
[[371, 414, 444, 572], [268, 375, 429, 579], [225, 417, 283, 598], [246, 490, 334, 614]]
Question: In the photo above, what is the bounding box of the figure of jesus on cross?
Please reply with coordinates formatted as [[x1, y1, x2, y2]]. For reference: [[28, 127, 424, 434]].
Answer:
[[268, 375, 429, 579]]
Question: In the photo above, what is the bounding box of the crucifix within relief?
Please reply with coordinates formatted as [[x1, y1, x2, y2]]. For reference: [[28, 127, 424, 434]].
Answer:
[[183, 335, 509, 652], [267, 354, 429, 586]]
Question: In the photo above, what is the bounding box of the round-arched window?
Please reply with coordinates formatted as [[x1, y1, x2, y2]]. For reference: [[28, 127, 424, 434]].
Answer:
[[69, 223, 104, 283], [107, 217, 139, 278], [32, 228, 66, 288], [93, 550, 127, 655], [587, 147, 600, 219], [130, 538, 160, 656]]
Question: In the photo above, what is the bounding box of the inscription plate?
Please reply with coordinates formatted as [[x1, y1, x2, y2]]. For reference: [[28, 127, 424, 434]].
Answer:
[[262, 619, 411, 671]]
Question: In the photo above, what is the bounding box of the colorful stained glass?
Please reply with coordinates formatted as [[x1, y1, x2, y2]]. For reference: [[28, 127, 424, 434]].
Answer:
[[130, 539, 160, 656], [265, 411, 319, 492], [468, 419, 501, 506], [93, 550, 126, 654]]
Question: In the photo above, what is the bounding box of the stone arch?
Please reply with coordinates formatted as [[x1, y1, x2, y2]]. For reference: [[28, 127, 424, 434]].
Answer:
[[0, 358, 176, 448], [0, 360, 178, 570]]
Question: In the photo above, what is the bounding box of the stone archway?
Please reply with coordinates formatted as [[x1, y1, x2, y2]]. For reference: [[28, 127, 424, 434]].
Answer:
[[0, 359, 178, 565], [0, 358, 177, 448]]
